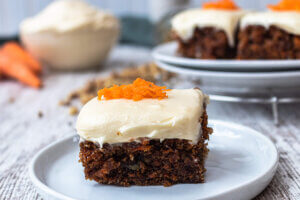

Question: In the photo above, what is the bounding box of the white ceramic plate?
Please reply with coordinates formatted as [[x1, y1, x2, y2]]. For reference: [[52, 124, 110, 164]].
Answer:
[[152, 42, 300, 71], [29, 120, 278, 200], [156, 61, 300, 89]]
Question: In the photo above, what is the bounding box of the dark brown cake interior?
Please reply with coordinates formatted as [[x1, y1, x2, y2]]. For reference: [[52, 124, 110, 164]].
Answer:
[[174, 24, 300, 60], [174, 27, 236, 59], [237, 25, 300, 59], [79, 110, 212, 186]]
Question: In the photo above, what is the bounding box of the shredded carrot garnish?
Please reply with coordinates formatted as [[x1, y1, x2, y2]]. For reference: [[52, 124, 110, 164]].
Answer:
[[203, 0, 239, 10], [97, 78, 171, 101], [268, 0, 300, 12]]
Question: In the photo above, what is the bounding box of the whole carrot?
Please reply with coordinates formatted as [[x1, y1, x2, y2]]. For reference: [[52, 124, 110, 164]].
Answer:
[[2, 42, 41, 74], [0, 50, 41, 88]]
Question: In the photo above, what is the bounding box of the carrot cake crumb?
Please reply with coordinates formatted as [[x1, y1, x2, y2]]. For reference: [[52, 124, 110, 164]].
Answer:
[[38, 111, 43, 118], [8, 97, 15, 104], [69, 106, 78, 115]]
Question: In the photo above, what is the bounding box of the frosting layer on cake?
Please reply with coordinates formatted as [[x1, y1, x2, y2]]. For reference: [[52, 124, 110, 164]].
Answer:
[[76, 89, 208, 146], [171, 9, 246, 46], [241, 11, 300, 36]]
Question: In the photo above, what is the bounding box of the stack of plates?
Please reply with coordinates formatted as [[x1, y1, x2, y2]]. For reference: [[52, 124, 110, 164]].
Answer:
[[152, 42, 300, 92]]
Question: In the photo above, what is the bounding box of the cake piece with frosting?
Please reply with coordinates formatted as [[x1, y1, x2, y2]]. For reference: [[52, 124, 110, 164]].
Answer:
[[171, 0, 246, 59], [238, 0, 300, 59], [76, 78, 212, 186]]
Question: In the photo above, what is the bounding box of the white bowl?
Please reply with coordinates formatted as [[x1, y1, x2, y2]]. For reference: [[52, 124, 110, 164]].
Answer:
[[20, 0, 120, 70], [21, 27, 119, 70]]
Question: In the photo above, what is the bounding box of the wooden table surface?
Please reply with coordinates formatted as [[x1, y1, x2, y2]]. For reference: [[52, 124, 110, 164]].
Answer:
[[0, 46, 299, 200]]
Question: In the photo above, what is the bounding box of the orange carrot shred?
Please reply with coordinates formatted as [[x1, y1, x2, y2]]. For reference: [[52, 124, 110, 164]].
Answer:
[[97, 78, 171, 101], [2, 42, 42, 74], [0, 50, 41, 88], [203, 0, 239, 10], [268, 0, 300, 12]]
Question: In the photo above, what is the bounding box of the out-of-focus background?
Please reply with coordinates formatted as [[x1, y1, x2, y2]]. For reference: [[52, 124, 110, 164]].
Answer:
[[0, 1, 300, 199], [0, 0, 277, 38]]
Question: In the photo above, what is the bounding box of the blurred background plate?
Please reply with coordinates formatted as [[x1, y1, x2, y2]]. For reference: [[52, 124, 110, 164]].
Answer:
[[156, 60, 300, 89], [153, 42, 300, 72]]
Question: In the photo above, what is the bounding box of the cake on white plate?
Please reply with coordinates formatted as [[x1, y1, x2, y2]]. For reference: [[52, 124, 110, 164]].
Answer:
[[76, 78, 213, 186]]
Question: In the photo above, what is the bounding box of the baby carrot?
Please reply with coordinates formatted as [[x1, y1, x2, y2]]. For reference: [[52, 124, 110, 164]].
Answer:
[[0, 50, 41, 88], [2, 42, 41, 74]]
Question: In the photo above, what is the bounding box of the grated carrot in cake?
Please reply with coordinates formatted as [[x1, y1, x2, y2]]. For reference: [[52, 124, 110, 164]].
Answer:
[[202, 0, 239, 10], [97, 78, 171, 101], [268, 0, 300, 12]]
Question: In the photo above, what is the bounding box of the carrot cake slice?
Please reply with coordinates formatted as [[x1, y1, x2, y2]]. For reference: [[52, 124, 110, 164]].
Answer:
[[238, 0, 300, 59], [171, 0, 246, 59], [76, 78, 212, 186]]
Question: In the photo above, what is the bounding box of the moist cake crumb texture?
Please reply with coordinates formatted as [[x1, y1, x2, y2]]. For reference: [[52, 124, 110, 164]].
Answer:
[[174, 27, 235, 59], [237, 25, 300, 59]]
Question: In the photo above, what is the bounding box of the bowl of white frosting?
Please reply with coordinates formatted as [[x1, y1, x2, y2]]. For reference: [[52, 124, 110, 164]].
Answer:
[[20, 0, 120, 70]]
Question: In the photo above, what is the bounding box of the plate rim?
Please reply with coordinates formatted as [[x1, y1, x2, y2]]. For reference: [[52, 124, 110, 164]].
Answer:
[[28, 135, 77, 200], [152, 41, 300, 69], [156, 60, 300, 78], [28, 120, 279, 200]]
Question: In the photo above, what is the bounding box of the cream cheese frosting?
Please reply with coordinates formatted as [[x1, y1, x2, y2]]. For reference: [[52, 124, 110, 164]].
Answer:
[[240, 11, 300, 36], [171, 9, 247, 46], [20, 0, 119, 34], [76, 89, 208, 146]]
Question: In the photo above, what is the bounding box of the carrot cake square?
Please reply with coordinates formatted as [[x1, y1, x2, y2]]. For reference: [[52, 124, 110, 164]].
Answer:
[[238, 0, 300, 59], [171, 0, 246, 59], [76, 78, 212, 186]]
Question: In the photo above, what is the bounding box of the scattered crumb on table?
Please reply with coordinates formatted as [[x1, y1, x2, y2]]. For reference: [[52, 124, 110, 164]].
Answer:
[[69, 106, 78, 116], [8, 97, 15, 104], [38, 111, 43, 118]]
